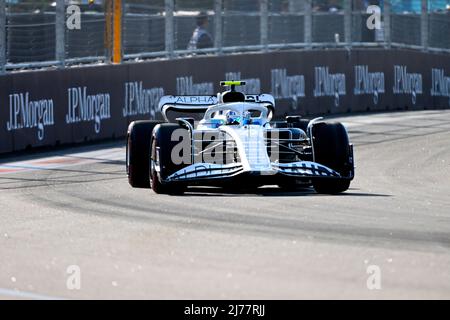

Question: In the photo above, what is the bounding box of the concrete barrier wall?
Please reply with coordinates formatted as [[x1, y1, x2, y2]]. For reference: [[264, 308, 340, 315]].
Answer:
[[1, 49, 450, 154]]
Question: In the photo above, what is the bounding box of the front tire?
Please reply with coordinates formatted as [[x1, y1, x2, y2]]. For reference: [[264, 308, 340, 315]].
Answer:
[[150, 124, 190, 194], [311, 122, 352, 194], [312, 179, 350, 194], [127, 120, 162, 188]]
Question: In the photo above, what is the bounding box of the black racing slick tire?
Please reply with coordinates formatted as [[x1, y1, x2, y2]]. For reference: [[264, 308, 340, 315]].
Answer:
[[311, 122, 352, 194], [150, 124, 190, 195], [126, 120, 162, 188]]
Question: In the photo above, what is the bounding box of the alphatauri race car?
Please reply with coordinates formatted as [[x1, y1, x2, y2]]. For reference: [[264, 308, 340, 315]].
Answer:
[[126, 81, 354, 194]]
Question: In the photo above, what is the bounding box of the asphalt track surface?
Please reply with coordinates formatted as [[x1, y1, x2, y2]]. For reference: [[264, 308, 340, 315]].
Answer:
[[1, 110, 450, 300]]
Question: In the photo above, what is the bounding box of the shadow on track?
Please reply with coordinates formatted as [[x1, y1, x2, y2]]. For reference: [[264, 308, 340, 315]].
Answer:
[[182, 186, 392, 198]]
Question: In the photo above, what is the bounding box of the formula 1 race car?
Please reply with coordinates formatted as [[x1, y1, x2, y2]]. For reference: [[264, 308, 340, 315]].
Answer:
[[126, 81, 354, 194]]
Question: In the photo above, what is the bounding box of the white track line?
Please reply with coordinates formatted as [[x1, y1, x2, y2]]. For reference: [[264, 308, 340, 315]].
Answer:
[[0, 288, 65, 300], [0, 147, 125, 175]]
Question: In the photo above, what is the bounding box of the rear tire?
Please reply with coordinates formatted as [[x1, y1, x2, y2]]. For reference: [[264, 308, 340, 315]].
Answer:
[[311, 122, 352, 194], [127, 120, 162, 188]]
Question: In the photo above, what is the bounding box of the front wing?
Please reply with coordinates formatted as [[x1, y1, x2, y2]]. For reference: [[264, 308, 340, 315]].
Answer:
[[165, 161, 352, 183]]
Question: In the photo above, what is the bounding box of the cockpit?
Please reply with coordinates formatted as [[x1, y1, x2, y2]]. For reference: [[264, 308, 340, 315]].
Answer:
[[198, 103, 268, 129], [197, 81, 269, 128], [158, 81, 275, 128]]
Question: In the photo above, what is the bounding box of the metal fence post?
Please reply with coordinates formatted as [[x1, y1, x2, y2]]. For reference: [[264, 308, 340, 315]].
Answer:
[[55, 0, 65, 68], [344, 0, 352, 47], [260, 0, 268, 52], [165, 0, 174, 58], [105, 0, 113, 63], [421, 0, 429, 51], [0, 0, 6, 74], [304, 0, 312, 48], [384, 0, 391, 48], [214, 0, 222, 55]]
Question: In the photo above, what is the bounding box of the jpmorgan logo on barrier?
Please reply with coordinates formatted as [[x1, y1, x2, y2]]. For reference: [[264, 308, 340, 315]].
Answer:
[[354, 65, 385, 105], [393, 65, 423, 105], [123, 82, 164, 118], [66, 87, 111, 134], [176, 76, 214, 95], [313, 66, 346, 107], [6, 92, 55, 141], [271, 69, 305, 109], [431, 68, 450, 106]]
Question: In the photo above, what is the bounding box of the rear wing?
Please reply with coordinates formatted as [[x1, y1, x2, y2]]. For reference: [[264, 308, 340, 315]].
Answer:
[[158, 94, 275, 121]]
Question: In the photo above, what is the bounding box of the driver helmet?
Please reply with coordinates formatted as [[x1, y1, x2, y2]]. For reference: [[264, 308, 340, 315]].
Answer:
[[242, 111, 252, 125], [226, 110, 240, 125]]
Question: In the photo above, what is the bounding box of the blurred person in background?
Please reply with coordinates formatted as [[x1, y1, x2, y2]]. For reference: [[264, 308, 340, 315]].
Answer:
[[312, 0, 343, 12], [326, 0, 342, 12], [362, 0, 384, 10], [187, 11, 213, 51]]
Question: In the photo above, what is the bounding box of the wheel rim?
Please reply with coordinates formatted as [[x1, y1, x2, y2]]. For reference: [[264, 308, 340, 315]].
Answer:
[[150, 138, 159, 187], [150, 158, 156, 185]]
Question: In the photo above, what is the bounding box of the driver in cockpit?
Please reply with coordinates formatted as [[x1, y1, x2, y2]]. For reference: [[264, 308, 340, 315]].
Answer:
[[226, 110, 254, 125], [225, 110, 241, 125]]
